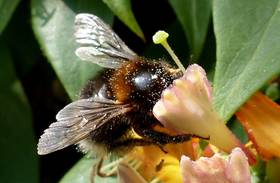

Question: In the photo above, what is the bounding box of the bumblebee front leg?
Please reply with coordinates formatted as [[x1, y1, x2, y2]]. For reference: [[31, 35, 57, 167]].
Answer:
[[109, 138, 155, 150], [132, 121, 206, 147], [136, 126, 192, 145], [132, 115, 209, 146]]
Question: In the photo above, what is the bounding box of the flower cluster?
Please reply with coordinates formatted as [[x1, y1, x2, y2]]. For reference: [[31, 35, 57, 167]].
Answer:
[[116, 31, 280, 183], [116, 64, 256, 183]]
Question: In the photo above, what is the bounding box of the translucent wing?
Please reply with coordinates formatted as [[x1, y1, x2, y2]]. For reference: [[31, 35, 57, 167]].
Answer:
[[37, 97, 132, 155], [74, 13, 138, 69]]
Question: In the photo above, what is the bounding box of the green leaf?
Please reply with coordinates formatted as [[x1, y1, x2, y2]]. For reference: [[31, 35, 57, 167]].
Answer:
[[0, 0, 20, 34], [213, 0, 280, 121], [59, 157, 94, 183], [31, 0, 113, 100], [227, 119, 248, 144], [3, 1, 40, 76], [103, 0, 145, 41], [168, 0, 211, 60], [251, 158, 266, 183], [60, 157, 117, 183], [0, 43, 38, 183], [265, 82, 280, 101], [266, 158, 280, 183]]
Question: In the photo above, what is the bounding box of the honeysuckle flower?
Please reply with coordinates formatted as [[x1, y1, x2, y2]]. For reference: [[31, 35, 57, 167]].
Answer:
[[236, 92, 280, 160], [118, 143, 252, 183], [124, 30, 254, 183], [180, 147, 251, 183], [152, 64, 255, 163]]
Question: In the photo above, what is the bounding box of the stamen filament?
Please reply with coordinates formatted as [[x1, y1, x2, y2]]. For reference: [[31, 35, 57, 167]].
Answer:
[[153, 30, 185, 72]]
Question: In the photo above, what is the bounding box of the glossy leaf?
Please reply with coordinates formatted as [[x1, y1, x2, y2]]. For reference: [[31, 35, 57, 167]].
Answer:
[[103, 0, 145, 41], [168, 0, 211, 60], [213, 0, 280, 121], [3, 1, 40, 76], [59, 157, 93, 183], [266, 158, 280, 183], [31, 0, 113, 100], [265, 83, 279, 101], [227, 119, 248, 144], [0, 0, 20, 34], [0, 43, 38, 183]]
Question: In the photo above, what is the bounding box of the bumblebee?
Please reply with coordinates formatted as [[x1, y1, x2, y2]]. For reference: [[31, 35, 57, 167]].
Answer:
[[38, 14, 201, 158]]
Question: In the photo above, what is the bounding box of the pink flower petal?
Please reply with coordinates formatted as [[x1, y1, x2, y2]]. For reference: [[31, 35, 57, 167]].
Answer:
[[117, 162, 147, 183], [226, 148, 251, 183], [180, 148, 251, 183], [181, 64, 213, 101]]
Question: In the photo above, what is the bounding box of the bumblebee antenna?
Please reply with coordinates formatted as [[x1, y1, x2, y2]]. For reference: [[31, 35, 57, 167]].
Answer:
[[152, 30, 185, 72]]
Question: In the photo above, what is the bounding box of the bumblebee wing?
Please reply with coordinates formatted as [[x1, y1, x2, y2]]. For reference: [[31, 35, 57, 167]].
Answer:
[[37, 97, 132, 155], [74, 13, 138, 69]]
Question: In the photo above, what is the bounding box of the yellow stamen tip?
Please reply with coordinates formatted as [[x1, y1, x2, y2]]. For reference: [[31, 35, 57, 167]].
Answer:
[[152, 30, 169, 44]]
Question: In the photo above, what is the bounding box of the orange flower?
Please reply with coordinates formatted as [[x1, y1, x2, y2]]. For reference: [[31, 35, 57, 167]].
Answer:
[[236, 92, 280, 160]]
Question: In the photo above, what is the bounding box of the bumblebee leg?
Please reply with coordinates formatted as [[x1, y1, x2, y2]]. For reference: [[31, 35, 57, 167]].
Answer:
[[134, 125, 190, 144], [109, 138, 170, 153], [155, 159, 165, 172], [89, 158, 106, 182], [95, 139, 156, 178], [109, 138, 155, 150], [90, 160, 97, 183], [132, 117, 209, 145], [96, 157, 117, 177], [96, 158, 106, 177], [143, 129, 191, 144]]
